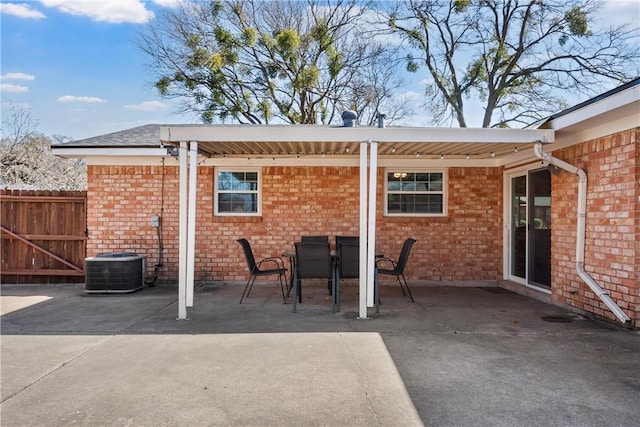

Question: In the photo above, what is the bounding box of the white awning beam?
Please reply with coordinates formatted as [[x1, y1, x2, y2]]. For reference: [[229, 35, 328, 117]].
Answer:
[[367, 141, 378, 308], [178, 141, 199, 319], [51, 148, 170, 157], [178, 142, 188, 320], [161, 126, 553, 145], [359, 142, 368, 319], [186, 142, 198, 307]]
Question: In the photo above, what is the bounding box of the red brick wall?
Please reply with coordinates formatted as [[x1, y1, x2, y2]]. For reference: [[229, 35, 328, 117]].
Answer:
[[551, 128, 639, 327], [87, 165, 503, 283], [86, 165, 180, 277]]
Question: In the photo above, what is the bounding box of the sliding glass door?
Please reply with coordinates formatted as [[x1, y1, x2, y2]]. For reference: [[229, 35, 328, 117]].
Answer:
[[508, 169, 551, 289]]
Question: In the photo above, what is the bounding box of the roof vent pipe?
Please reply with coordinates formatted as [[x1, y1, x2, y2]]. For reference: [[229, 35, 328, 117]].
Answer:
[[342, 110, 358, 127], [533, 143, 630, 324], [377, 112, 386, 129]]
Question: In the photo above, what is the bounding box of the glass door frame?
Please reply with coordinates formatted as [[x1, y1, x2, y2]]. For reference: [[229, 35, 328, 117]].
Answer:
[[503, 164, 552, 294]]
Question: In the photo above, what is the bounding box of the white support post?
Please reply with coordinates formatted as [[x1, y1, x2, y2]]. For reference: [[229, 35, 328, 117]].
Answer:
[[359, 141, 369, 319], [178, 141, 188, 319], [186, 142, 198, 307], [367, 141, 378, 307]]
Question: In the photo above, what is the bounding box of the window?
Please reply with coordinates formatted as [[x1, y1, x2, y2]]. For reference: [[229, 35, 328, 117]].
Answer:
[[385, 169, 447, 216], [214, 169, 261, 216]]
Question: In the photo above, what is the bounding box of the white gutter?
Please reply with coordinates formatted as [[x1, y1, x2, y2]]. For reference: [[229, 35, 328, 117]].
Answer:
[[533, 143, 631, 324]]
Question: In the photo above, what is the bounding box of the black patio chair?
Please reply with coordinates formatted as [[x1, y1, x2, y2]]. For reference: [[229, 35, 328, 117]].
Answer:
[[335, 240, 380, 313], [335, 241, 357, 313], [301, 235, 329, 243], [335, 235, 359, 248], [292, 241, 333, 313], [301, 235, 331, 293], [376, 238, 417, 302], [237, 238, 288, 304]]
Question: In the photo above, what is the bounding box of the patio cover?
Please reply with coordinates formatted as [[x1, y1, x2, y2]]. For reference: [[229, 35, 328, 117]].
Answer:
[[158, 125, 554, 320]]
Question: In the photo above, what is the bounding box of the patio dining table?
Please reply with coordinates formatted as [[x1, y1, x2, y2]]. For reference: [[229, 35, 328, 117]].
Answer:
[[282, 247, 380, 313]]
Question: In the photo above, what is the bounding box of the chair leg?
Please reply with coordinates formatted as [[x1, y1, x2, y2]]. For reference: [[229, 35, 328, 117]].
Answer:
[[374, 271, 380, 314], [246, 276, 257, 299], [239, 275, 256, 304], [279, 272, 287, 304], [333, 276, 340, 313], [395, 275, 407, 297], [292, 270, 298, 313], [400, 273, 415, 302], [285, 278, 293, 299]]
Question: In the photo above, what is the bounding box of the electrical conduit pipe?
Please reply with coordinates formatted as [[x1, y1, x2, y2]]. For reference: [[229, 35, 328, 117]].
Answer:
[[533, 143, 630, 324]]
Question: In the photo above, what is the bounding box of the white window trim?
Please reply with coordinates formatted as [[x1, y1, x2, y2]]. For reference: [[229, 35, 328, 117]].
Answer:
[[383, 168, 448, 217], [214, 167, 262, 216]]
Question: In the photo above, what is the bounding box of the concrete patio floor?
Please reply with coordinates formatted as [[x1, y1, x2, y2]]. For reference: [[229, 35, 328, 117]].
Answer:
[[1, 282, 639, 426]]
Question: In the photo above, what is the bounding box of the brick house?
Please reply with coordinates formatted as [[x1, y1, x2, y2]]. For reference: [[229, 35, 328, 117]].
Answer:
[[52, 79, 639, 327]]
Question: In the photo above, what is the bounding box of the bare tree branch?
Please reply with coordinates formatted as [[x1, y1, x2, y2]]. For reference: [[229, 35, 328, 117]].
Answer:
[[0, 104, 86, 190], [138, 0, 410, 125], [387, 0, 639, 127]]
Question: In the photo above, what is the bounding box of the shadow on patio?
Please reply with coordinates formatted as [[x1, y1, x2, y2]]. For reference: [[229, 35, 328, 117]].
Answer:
[[1, 282, 639, 426]]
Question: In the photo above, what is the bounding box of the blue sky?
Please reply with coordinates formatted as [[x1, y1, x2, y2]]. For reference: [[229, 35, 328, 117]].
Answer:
[[1, 0, 639, 141], [1, 0, 191, 140]]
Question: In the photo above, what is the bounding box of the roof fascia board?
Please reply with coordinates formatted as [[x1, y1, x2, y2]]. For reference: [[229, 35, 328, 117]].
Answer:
[[204, 158, 359, 167], [204, 157, 499, 167], [553, 114, 639, 151], [379, 158, 499, 168], [51, 147, 170, 157], [161, 125, 553, 145], [84, 157, 174, 166], [544, 85, 639, 130], [80, 155, 503, 167]]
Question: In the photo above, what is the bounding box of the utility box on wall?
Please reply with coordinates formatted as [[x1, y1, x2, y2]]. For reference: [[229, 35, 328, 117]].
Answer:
[[85, 253, 146, 293]]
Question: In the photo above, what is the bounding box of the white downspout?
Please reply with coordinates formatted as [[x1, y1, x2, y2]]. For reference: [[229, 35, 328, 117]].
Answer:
[[533, 143, 630, 324]]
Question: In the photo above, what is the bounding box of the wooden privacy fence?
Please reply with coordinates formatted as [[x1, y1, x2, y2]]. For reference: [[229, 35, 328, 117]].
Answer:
[[1, 190, 87, 284]]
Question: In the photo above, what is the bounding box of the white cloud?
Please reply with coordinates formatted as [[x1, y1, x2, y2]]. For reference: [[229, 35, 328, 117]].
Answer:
[[599, 1, 640, 27], [0, 3, 46, 19], [1, 83, 29, 93], [57, 95, 107, 103], [152, 0, 182, 7], [39, 0, 154, 24], [124, 100, 168, 111], [395, 90, 424, 103], [1, 72, 36, 81]]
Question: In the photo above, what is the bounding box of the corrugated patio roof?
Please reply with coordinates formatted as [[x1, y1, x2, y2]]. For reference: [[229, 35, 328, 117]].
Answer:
[[54, 124, 554, 161]]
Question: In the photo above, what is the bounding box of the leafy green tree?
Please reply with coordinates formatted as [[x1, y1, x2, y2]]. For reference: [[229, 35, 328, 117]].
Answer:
[[139, 0, 409, 125], [387, 0, 639, 127]]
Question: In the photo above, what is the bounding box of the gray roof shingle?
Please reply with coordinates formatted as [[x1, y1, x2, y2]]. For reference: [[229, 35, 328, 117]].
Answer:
[[52, 124, 165, 147]]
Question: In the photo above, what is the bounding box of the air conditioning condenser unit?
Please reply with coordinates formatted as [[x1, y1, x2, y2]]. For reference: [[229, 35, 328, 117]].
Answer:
[[85, 252, 146, 293]]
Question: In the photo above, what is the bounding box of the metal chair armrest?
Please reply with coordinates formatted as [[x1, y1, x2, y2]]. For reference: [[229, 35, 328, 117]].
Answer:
[[256, 257, 286, 271], [375, 257, 397, 269]]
